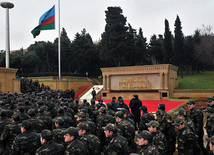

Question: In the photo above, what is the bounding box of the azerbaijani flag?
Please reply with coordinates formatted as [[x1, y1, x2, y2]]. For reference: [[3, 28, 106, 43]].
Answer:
[[31, 5, 55, 38]]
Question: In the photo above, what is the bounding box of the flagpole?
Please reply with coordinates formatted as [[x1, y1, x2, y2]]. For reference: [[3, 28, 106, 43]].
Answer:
[[58, 0, 61, 81]]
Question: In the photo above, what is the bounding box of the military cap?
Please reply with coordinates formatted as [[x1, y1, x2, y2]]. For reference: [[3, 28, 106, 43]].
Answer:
[[75, 112, 86, 118], [12, 112, 20, 120], [207, 97, 214, 102], [37, 100, 44, 106], [187, 100, 195, 105], [0, 110, 7, 117], [21, 120, 32, 130], [121, 108, 129, 114], [64, 127, 78, 137], [77, 122, 89, 132], [57, 107, 64, 114], [156, 109, 165, 120], [112, 97, 116, 99], [136, 130, 153, 143], [115, 111, 124, 118], [146, 120, 159, 127], [140, 105, 147, 111], [174, 108, 187, 116], [203, 107, 213, 113], [173, 117, 185, 126], [41, 129, 53, 141], [27, 108, 36, 116], [98, 107, 106, 113], [206, 135, 214, 145], [38, 105, 48, 113], [158, 103, 165, 111], [98, 98, 103, 102], [0, 101, 3, 105], [102, 123, 117, 132], [53, 117, 64, 124]]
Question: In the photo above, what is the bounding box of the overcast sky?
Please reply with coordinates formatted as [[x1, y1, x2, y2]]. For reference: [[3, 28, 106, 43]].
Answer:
[[0, 0, 214, 51]]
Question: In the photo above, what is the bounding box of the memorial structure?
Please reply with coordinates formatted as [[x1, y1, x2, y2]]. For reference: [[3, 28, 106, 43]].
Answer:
[[101, 64, 178, 100], [0, 67, 20, 92]]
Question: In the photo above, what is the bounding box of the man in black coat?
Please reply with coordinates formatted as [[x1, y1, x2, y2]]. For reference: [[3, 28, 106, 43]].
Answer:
[[129, 94, 142, 130]]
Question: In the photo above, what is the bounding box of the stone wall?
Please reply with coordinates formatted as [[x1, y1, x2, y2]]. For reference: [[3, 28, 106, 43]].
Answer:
[[27, 76, 93, 92]]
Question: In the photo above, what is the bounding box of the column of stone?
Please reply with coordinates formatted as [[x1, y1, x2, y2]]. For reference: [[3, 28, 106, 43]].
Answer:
[[159, 72, 163, 89], [164, 73, 168, 89], [107, 75, 110, 90], [103, 74, 106, 90]]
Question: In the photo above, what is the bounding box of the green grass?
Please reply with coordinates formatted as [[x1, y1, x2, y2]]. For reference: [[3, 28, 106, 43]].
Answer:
[[176, 71, 214, 89]]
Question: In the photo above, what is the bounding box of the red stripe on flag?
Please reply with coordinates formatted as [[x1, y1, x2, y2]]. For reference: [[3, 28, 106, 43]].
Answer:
[[40, 15, 55, 26]]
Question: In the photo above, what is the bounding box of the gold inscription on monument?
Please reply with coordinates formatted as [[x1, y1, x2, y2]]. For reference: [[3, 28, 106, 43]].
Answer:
[[119, 77, 151, 90]]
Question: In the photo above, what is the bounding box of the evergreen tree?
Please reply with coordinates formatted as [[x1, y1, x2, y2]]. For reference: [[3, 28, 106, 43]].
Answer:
[[149, 34, 164, 64], [71, 29, 101, 77], [100, 7, 128, 67], [163, 19, 173, 64], [174, 15, 184, 77]]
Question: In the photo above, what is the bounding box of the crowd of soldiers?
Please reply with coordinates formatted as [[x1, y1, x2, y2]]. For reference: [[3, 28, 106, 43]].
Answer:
[[0, 88, 214, 155]]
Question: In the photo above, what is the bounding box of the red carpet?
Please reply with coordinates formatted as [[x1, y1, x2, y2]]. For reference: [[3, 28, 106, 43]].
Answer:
[[74, 85, 90, 98], [102, 99, 184, 113]]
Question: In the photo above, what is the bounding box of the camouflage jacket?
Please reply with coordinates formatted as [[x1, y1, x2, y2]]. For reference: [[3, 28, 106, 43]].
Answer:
[[35, 140, 65, 155], [11, 130, 41, 155], [151, 130, 166, 154], [53, 126, 67, 146], [116, 119, 135, 143], [158, 117, 176, 154], [96, 114, 115, 139], [189, 107, 204, 136], [104, 133, 129, 155], [185, 117, 195, 134], [206, 115, 214, 138], [28, 116, 45, 133], [79, 133, 101, 155], [177, 126, 200, 154], [139, 112, 155, 133], [65, 139, 87, 155], [139, 143, 160, 155], [0, 122, 21, 154]]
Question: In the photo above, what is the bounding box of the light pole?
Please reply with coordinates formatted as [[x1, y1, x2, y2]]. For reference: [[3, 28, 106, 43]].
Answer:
[[1, 2, 14, 68]]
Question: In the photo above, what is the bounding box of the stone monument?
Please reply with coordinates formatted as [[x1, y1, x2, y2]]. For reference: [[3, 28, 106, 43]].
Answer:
[[101, 64, 178, 100]]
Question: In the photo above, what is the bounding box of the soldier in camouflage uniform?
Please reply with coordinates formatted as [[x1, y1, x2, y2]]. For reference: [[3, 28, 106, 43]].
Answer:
[[158, 103, 172, 120], [147, 120, 166, 154], [77, 122, 101, 155], [36, 106, 52, 130], [96, 107, 115, 149], [139, 105, 155, 133], [27, 108, 45, 133], [205, 136, 214, 155], [11, 120, 41, 155], [207, 97, 214, 111], [64, 126, 87, 155], [187, 100, 207, 155], [75, 111, 96, 135], [204, 108, 214, 153], [52, 117, 67, 146], [136, 130, 159, 155], [106, 102, 115, 117], [103, 123, 129, 155], [0, 110, 11, 133], [203, 107, 214, 138], [115, 111, 136, 153], [156, 109, 176, 155], [0, 113, 21, 155], [175, 107, 195, 134], [121, 108, 135, 127], [173, 117, 201, 155], [35, 129, 65, 155]]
